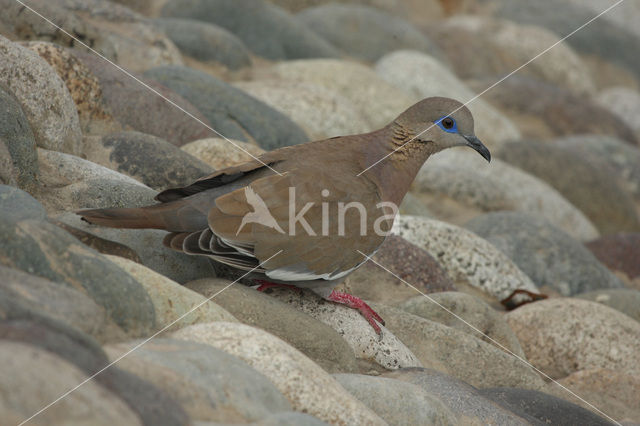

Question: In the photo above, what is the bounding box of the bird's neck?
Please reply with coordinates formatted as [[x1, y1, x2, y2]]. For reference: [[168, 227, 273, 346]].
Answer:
[[360, 123, 435, 206]]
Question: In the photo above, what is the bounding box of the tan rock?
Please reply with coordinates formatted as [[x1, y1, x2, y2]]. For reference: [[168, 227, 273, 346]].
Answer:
[[505, 298, 640, 379], [181, 137, 265, 169], [185, 278, 359, 373], [398, 291, 525, 357], [371, 304, 545, 390], [234, 79, 369, 139], [265, 58, 416, 129], [171, 322, 386, 425], [105, 255, 237, 331], [550, 368, 640, 422]]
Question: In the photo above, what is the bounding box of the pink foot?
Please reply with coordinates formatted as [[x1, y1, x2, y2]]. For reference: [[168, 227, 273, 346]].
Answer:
[[255, 280, 300, 293], [328, 290, 385, 335]]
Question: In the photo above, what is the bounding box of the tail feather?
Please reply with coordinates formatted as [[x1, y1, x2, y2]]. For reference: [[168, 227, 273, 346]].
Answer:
[[79, 191, 214, 232], [78, 206, 168, 229]]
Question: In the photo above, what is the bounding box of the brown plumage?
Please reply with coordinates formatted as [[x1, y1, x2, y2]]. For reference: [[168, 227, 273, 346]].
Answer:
[[79, 97, 490, 334]]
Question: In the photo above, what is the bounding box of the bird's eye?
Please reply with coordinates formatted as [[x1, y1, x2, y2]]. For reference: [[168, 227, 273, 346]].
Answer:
[[436, 116, 458, 133]]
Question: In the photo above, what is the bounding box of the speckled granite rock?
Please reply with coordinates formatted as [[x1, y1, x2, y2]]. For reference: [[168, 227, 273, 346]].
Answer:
[[180, 137, 265, 170], [266, 288, 422, 371], [0, 35, 82, 155], [392, 215, 539, 302], [0, 85, 38, 188], [81, 131, 212, 190]]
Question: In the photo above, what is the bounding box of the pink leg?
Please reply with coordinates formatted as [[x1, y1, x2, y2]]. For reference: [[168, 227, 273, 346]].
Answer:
[[328, 290, 385, 335], [255, 280, 300, 293]]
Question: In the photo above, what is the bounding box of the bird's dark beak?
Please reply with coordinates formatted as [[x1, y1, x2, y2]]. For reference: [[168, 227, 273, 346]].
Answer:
[[464, 135, 491, 162]]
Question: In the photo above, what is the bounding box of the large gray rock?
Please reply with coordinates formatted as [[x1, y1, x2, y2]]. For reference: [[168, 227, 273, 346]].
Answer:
[[82, 131, 213, 190], [497, 140, 640, 234], [555, 134, 640, 201], [480, 387, 615, 426], [576, 289, 640, 323], [0, 0, 182, 72], [153, 18, 251, 69], [106, 338, 291, 423], [0, 85, 38, 188], [270, 0, 445, 22], [595, 87, 640, 140], [384, 368, 533, 425], [465, 211, 624, 295], [257, 412, 329, 425], [0, 341, 142, 426], [0, 141, 16, 187], [413, 149, 599, 241], [333, 374, 456, 425], [0, 186, 156, 337], [185, 278, 359, 374], [0, 320, 188, 426], [33, 148, 158, 213], [0, 185, 46, 222], [0, 35, 82, 155], [144, 65, 309, 150], [161, 0, 341, 60], [0, 265, 125, 343], [568, 0, 640, 39], [77, 51, 213, 146], [473, 75, 637, 144], [297, 4, 442, 62]]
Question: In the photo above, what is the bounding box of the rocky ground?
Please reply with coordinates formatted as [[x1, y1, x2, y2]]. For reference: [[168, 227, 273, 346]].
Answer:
[[1, 0, 640, 425]]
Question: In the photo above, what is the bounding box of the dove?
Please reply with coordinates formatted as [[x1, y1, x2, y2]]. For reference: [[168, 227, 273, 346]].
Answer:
[[79, 97, 490, 334]]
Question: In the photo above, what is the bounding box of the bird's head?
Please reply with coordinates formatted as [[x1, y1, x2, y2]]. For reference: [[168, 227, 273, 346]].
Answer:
[[395, 97, 491, 162]]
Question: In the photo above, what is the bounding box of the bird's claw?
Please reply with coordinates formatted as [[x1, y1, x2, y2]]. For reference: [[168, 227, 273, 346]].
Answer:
[[328, 290, 384, 335]]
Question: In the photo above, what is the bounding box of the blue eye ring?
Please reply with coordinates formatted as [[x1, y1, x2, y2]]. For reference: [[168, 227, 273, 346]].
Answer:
[[435, 116, 458, 133]]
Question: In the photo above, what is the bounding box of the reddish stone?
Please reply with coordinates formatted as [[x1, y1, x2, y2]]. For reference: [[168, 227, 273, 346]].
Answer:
[[586, 233, 640, 279]]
